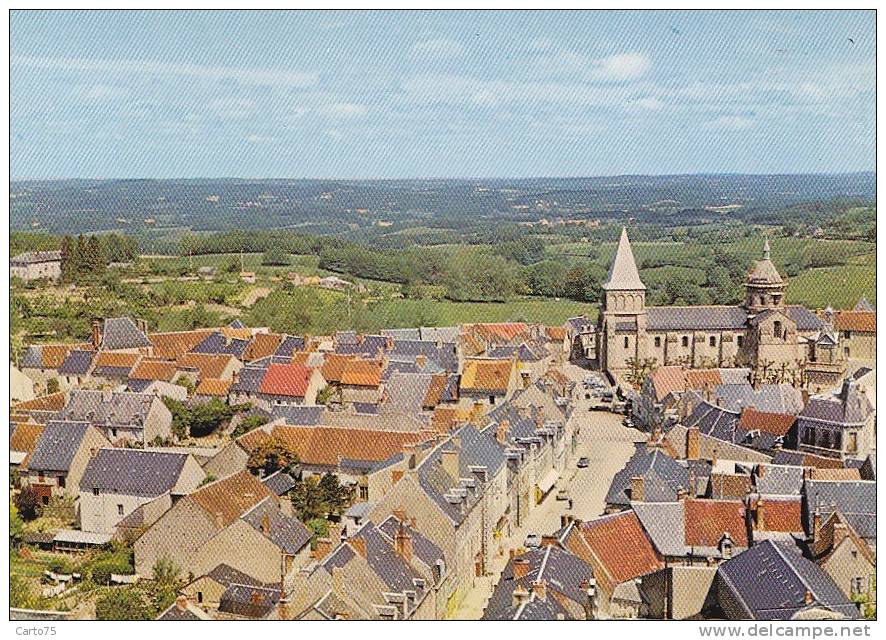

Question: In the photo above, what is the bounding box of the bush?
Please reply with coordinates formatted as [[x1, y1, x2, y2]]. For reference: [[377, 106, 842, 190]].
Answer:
[[14, 487, 39, 521], [95, 587, 152, 621]]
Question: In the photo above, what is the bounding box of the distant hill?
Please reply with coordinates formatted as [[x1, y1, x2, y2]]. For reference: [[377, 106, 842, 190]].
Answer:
[[10, 173, 875, 238]]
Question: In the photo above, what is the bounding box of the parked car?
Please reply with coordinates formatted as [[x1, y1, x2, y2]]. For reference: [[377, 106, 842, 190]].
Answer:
[[577, 457, 590, 468], [623, 416, 635, 428], [556, 488, 569, 501], [524, 534, 541, 548]]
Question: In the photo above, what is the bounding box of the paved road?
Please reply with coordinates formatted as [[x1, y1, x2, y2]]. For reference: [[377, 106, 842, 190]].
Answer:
[[452, 363, 644, 619]]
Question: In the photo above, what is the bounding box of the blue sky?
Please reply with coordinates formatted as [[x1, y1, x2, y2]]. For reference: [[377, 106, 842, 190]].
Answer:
[[10, 10, 875, 179]]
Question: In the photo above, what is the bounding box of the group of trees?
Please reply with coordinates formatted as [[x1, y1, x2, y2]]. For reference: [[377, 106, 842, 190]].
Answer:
[[59, 233, 139, 282], [162, 397, 249, 439]]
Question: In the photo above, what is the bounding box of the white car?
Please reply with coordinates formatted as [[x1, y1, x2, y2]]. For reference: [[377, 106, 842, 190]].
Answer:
[[524, 534, 541, 548]]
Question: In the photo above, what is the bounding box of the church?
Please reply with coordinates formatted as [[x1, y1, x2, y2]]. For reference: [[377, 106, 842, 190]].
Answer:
[[595, 228, 849, 389]]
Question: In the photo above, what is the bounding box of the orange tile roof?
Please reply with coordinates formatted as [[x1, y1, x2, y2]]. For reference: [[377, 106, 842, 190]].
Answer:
[[190, 470, 273, 528], [12, 391, 67, 413], [461, 358, 514, 392], [196, 378, 233, 397], [177, 353, 235, 379], [340, 359, 382, 388], [683, 499, 748, 548], [649, 366, 687, 401], [94, 351, 141, 369], [244, 333, 283, 362], [220, 327, 254, 341], [422, 374, 450, 408], [470, 322, 529, 342], [751, 497, 803, 533], [810, 468, 862, 481], [708, 473, 753, 499], [267, 425, 433, 467], [546, 326, 566, 341], [834, 311, 876, 333], [130, 359, 178, 381], [259, 363, 315, 397], [42, 345, 74, 369], [149, 330, 215, 360], [685, 369, 723, 390], [238, 427, 273, 451], [569, 512, 663, 593], [10, 423, 45, 469], [320, 354, 355, 384], [739, 407, 796, 436]]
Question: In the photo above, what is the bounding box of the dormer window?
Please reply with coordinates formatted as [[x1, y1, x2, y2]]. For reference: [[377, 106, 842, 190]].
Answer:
[[774, 321, 782, 339]]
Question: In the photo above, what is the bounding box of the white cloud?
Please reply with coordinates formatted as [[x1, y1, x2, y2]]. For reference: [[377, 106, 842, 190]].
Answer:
[[72, 83, 130, 103], [13, 56, 318, 88], [413, 38, 464, 59], [317, 102, 367, 119], [245, 134, 278, 144], [703, 115, 754, 131], [210, 98, 257, 120], [633, 96, 664, 111], [590, 52, 651, 81]]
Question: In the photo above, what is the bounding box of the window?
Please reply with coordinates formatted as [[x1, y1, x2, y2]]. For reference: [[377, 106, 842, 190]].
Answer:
[[774, 321, 782, 338], [117, 504, 124, 516], [737, 336, 744, 348], [42, 496, 49, 506], [654, 337, 661, 348], [852, 577, 865, 595], [110, 428, 117, 438], [681, 336, 689, 348], [58, 476, 65, 489], [844, 347, 850, 358], [624, 337, 629, 349], [92, 487, 100, 496], [851, 550, 858, 559], [197, 592, 203, 604], [359, 486, 369, 501], [489, 395, 496, 405], [709, 336, 716, 347], [847, 432, 858, 453]]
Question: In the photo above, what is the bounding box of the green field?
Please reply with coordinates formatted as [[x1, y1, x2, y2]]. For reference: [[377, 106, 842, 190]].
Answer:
[[785, 265, 876, 309], [368, 297, 594, 328]]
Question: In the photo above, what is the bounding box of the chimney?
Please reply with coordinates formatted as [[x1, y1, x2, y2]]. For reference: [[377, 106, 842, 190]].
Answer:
[[441, 449, 459, 479], [513, 557, 530, 580], [175, 595, 188, 612], [496, 420, 510, 445], [314, 537, 333, 561], [511, 584, 530, 609], [261, 514, 271, 535], [676, 485, 688, 501], [812, 509, 822, 542], [711, 447, 719, 467], [757, 464, 766, 479], [685, 427, 700, 461], [415, 354, 427, 369], [92, 320, 102, 349], [394, 524, 413, 563], [403, 444, 417, 470], [214, 512, 225, 529], [350, 536, 366, 558], [393, 508, 406, 522], [755, 498, 766, 531], [630, 476, 645, 502], [803, 590, 814, 606], [532, 579, 547, 601]]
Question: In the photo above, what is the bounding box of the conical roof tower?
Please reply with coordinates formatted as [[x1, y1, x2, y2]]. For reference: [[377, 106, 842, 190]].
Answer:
[[603, 227, 645, 291]]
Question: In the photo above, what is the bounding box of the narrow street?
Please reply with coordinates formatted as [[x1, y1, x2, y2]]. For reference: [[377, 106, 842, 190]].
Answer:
[[452, 363, 645, 619]]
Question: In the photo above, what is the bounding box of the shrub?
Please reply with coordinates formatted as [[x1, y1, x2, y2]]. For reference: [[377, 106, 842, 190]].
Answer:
[[14, 487, 39, 521], [95, 587, 152, 621]]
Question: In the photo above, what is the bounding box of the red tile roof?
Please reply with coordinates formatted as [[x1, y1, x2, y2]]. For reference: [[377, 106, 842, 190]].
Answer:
[[12, 391, 67, 413], [568, 512, 663, 593], [130, 359, 178, 381], [739, 407, 796, 436], [196, 378, 233, 397], [835, 311, 876, 333], [259, 363, 314, 397], [340, 359, 382, 387], [190, 470, 273, 528], [149, 330, 215, 360], [683, 499, 748, 548], [751, 497, 803, 533], [266, 425, 433, 467], [244, 333, 283, 362]]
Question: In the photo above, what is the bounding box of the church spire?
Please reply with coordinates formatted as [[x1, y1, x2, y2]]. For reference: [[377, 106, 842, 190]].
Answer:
[[603, 227, 645, 291]]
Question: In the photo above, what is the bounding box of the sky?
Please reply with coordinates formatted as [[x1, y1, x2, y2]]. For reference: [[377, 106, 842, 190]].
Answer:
[[10, 10, 876, 179]]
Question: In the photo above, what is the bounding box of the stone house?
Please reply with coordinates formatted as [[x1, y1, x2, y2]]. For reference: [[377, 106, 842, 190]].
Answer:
[[79, 448, 205, 533], [10, 250, 62, 281], [57, 389, 173, 445], [25, 421, 111, 501], [810, 511, 876, 602], [458, 357, 521, 410]]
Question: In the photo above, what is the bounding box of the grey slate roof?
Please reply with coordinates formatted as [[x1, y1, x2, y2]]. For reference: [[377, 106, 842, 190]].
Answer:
[[60, 390, 157, 427], [349, 522, 424, 593], [20, 346, 43, 369], [647, 306, 748, 331], [230, 367, 266, 394], [335, 334, 388, 357], [261, 471, 297, 496], [802, 480, 876, 540], [605, 443, 692, 508], [218, 584, 280, 618], [268, 404, 325, 425], [632, 502, 687, 556], [57, 350, 95, 376], [10, 250, 62, 265], [483, 545, 594, 620], [381, 328, 421, 341], [102, 317, 152, 351], [383, 372, 435, 415], [717, 539, 858, 620], [28, 421, 93, 472], [756, 465, 805, 496], [81, 448, 189, 497], [712, 383, 803, 415], [487, 343, 542, 362], [854, 297, 874, 312], [273, 335, 306, 357], [388, 339, 459, 372], [191, 332, 249, 357], [377, 515, 445, 570], [786, 306, 825, 331], [416, 424, 507, 524], [241, 497, 312, 554], [206, 563, 266, 588]]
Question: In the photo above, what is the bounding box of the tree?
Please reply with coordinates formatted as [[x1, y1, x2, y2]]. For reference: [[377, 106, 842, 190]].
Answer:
[[288, 474, 352, 522], [14, 486, 39, 521], [85, 236, 107, 275], [95, 587, 152, 621], [46, 377, 60, 394], [626, 357, 658, 389], [525, 261, 566, 298], [10, 504, 24, 545], [246, 436, 299, 476], [59, 235, 73, 282], [231, 413, 268, 438], [564, 265, 603, 302], [261, 246, 289, 266], [317, 472, 352, 516], [173, 376, 195, 395]]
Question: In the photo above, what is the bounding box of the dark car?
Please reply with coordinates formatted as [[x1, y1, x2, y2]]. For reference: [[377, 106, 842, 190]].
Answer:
[[577, 457, 589, 468]]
